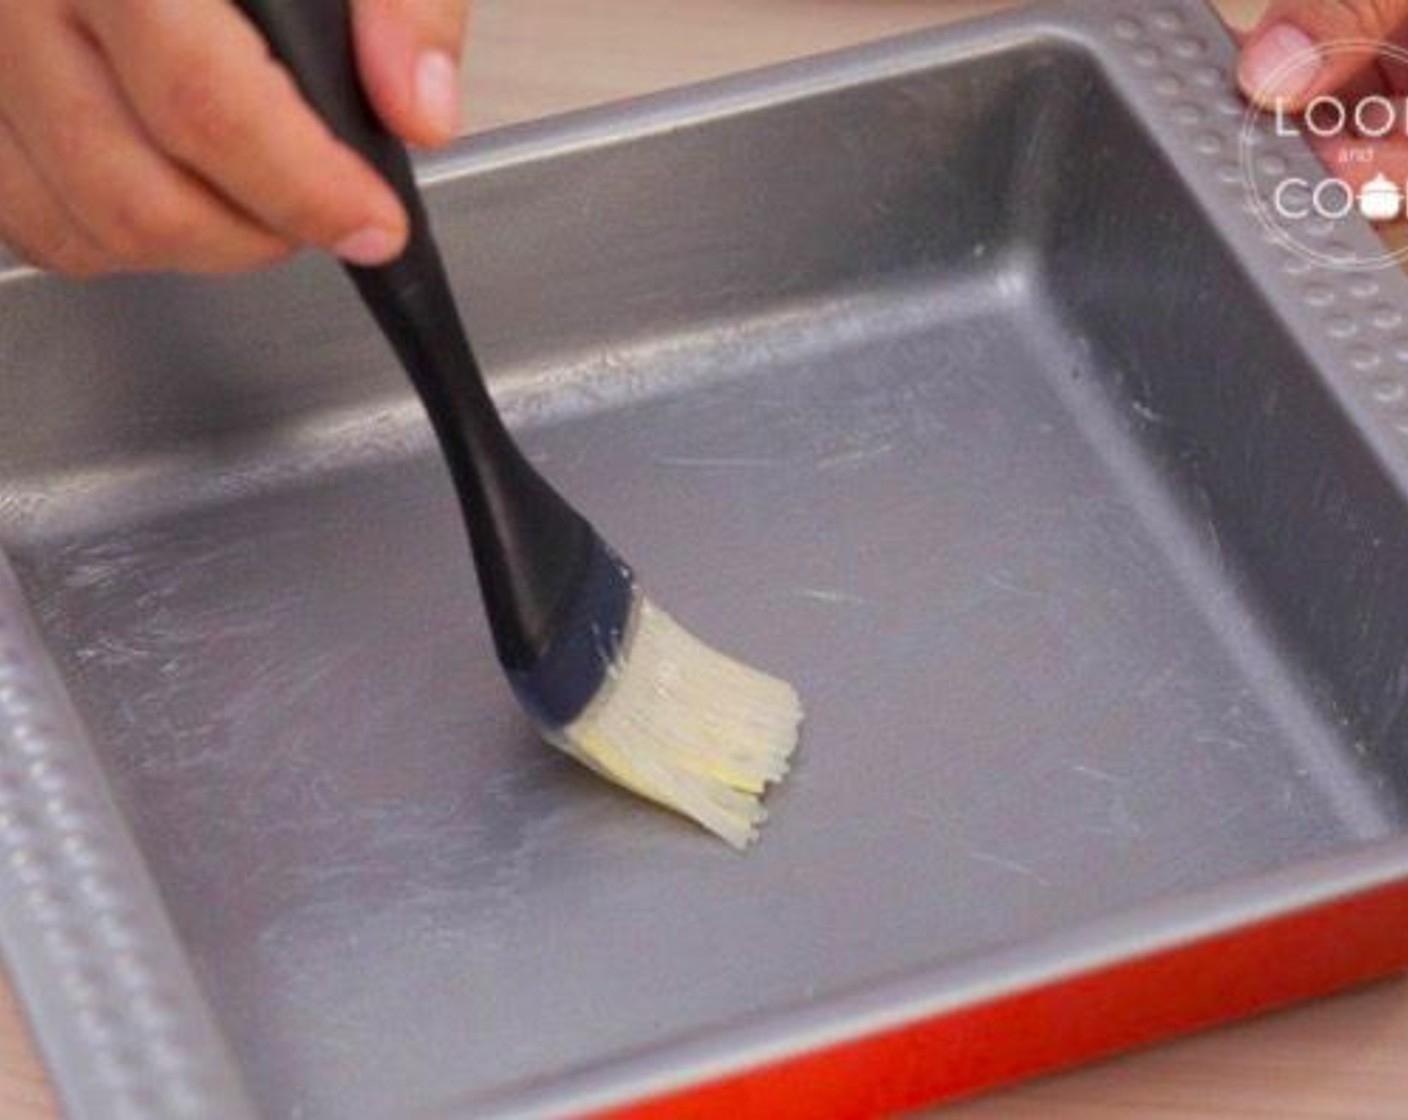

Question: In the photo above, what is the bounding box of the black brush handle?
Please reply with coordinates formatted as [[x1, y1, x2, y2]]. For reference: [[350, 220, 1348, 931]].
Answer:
[[233, 0, 593, 670]]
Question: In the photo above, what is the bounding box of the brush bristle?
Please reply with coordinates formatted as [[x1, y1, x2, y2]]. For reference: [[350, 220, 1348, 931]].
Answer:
[[542, 596, 802, 849]]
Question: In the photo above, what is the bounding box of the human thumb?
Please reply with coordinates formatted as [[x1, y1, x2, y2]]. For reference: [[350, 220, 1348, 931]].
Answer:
[[352, 0, 471, 147], [1238, 0, 1408, 110]]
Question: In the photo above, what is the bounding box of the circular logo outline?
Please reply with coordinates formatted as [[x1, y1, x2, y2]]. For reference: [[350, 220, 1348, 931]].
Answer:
[[1238, 37, 1408, 273]]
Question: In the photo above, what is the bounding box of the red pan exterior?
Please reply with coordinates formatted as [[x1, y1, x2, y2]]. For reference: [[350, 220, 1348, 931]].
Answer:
[[599, 880, 1408, 1119]]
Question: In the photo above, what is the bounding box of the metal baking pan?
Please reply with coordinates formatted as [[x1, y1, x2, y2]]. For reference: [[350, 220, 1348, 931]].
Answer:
[[1, 1, 1407, 1117]]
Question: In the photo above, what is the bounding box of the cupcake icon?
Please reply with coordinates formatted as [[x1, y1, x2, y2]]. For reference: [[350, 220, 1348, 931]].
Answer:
[[1359, 174, 1403, 222]]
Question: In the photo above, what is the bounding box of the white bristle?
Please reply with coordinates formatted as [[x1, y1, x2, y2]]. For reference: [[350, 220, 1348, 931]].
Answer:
[[543, 596, 803, 850]]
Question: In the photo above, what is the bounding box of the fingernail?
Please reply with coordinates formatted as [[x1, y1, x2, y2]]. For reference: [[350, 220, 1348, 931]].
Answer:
[[1239, 23, 1321, 105], [416, 50, 461, 140], [335, 227, 402, 266]]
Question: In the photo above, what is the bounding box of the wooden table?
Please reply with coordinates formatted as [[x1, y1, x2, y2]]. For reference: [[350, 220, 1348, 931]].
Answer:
[[4, 2, 1407, 1116]]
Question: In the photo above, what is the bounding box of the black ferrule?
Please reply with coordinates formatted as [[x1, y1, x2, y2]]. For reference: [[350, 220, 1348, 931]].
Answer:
[[509, 537, 636, 728]]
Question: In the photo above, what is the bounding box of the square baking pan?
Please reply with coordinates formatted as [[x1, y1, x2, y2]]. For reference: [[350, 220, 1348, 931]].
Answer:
[[1, 1, 1407, 1117]]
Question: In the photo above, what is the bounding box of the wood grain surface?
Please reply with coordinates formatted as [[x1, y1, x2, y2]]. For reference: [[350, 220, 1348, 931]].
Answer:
[[5, 1, 1407, 1117]]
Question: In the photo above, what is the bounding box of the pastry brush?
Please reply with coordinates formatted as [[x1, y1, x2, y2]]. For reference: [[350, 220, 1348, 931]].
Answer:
[[233, 0, 802, 848]]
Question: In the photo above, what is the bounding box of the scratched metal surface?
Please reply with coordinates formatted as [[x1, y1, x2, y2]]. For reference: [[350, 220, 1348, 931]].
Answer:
[[2, 4, 1408, 1118]]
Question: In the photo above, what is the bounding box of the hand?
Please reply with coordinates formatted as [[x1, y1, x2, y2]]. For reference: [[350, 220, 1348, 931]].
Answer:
[[0, 0, 469, 277], [1238, 0, 1408, 192]]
